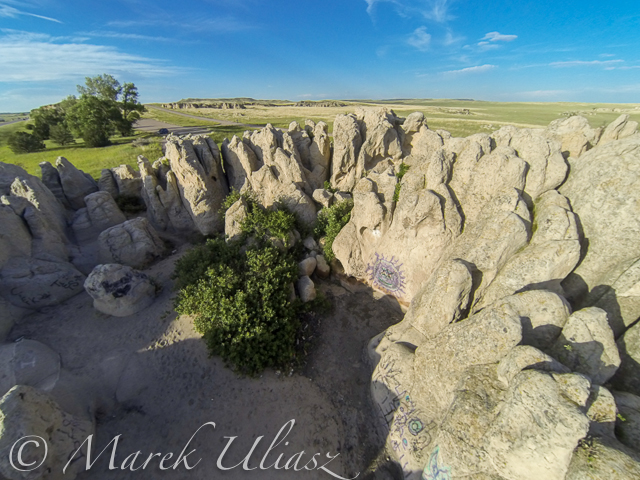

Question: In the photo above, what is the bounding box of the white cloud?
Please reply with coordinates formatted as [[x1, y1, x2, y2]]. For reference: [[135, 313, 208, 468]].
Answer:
[[417, 63, 496, 78], [0, 2, 61, 23], [443, 30, 464, 46], [0, 31, 179, 82], [408, 26, 431, 51], [442, 64, 496, 75], [550, 59, 624, 67], [482, 31, 517, 42]]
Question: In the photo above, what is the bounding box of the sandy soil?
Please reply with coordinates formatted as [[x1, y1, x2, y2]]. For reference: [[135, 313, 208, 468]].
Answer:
[[9, 245, 404, 479]]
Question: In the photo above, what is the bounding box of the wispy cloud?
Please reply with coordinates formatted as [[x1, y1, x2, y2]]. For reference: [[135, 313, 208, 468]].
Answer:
[[0, 30, 179, 82], [443, 30, 464, 46], [550, 59, 624, 68], [0, 2, 62, 23], [474, 31, 517, 51], [482, 31, 517, 42], [106, 16, 255, 33], [79, 30, 180, 43], [417, 63, 496, 77], [408, 26, 431, 51], [442, 64, 496, 75], [366, 0, 455, 23]]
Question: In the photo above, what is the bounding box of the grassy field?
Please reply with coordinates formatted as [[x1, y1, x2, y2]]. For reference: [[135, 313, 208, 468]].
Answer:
[[0, 120, 163, 179], [2, 99, 639, 179], [152, 99, 640, 138]]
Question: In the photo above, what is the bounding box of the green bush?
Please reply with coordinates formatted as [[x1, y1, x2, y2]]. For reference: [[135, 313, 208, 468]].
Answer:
[[393, 163, 410, 203], [7, 132, 45, 154], [314, 199, 353, 262], [173, 237, 300, 374]]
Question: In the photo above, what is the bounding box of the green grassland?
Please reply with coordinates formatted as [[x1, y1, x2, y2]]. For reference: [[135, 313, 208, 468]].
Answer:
[[2, 99, 639, 179], [0, 121, 163, 179]]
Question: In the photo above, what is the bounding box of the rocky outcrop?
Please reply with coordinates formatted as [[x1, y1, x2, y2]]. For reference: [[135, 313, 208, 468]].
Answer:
[[84, 263, 157, 317], [545, 115, 602, 158], [224, 197, 248, 242], [0, 339, 61, 397], [0, 385, 93, 480], [221, 135, 261, 192], [111, 164, 142, 198], [330, 113, 362, 191], [165, 134, 229, 235], [0, 257, 85, 309], [561, 134, 640, 336], [611, 321, 640, 396], [71, 191, 126, 243], [55, 156, 98, 209], [598, 114, 638, 145], [98, 218, 165, 268]]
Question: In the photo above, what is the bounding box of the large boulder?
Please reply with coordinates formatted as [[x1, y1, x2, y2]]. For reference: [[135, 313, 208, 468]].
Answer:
[[473, 190, 581, 311], [613, 391, 640, 451], [110, 164, 142, 198], [71, 191, 126, 243], [0, 205, 32, 270], [97, 217, 165, 269], [0, 257, 85, 309], [0, 385, 93, 480], [611, 321, 640, 396], [560, 134, 640, 336], [550, 307, 620, 385], [84, 264, 157, 317], [598, 114, 638, 145], [224, 197, 248, 242], [496, 290, 571, 350], [39, 161, 70, 208], [0, 339, 61, 397], [55, 156, 98, 209], [545, 115, 602, 158]]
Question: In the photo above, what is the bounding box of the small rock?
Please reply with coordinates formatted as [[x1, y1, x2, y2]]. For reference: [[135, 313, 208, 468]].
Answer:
[[298, 257, 317, 277], [296, 276, 316, 303], [303, 236, 318, 251], [315, 255, 330, 279], [98, 217, 165, 269], [333, 192, 352, 203], [312, 189, 333, 208]]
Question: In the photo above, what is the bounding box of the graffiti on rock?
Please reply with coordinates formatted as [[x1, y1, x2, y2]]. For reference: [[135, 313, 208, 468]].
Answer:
[[367, 253, 406, 296]]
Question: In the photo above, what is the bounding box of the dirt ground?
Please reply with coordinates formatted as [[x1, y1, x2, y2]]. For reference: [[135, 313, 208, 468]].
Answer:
[[9, 246, 404, 479]]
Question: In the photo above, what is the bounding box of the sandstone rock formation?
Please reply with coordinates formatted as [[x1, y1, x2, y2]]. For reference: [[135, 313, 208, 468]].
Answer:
[[0, 385, 93, 480], [98, 217, 165, 268], [561, 134, 640, 337]]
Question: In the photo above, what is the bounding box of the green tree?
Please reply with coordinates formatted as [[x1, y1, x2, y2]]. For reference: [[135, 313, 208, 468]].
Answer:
[[49, 123, 75, 146], [67, 74, 145, 144], [29, 106, 65, 140], [116, 82, 145, 136], [7, 132, 45, 154], [66, 94, 118, 147]]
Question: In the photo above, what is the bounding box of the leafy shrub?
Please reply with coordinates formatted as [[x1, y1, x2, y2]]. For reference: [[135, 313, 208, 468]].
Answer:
[[393, 163, 410, 203], [173, 237, 300, 374], [314, 199, 353, 262], [7, 132, 45, 154], [323, 180, 336, 193]]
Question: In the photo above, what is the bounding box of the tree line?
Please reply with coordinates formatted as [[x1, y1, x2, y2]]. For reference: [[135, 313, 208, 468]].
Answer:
[[7, 74, 145, 154]]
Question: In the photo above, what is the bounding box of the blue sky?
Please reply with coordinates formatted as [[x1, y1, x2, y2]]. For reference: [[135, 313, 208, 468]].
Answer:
[[1, 0, 639, 111]]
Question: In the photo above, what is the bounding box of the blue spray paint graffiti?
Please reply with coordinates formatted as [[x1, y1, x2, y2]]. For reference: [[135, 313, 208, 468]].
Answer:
[[422, 446, 451, 480]]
